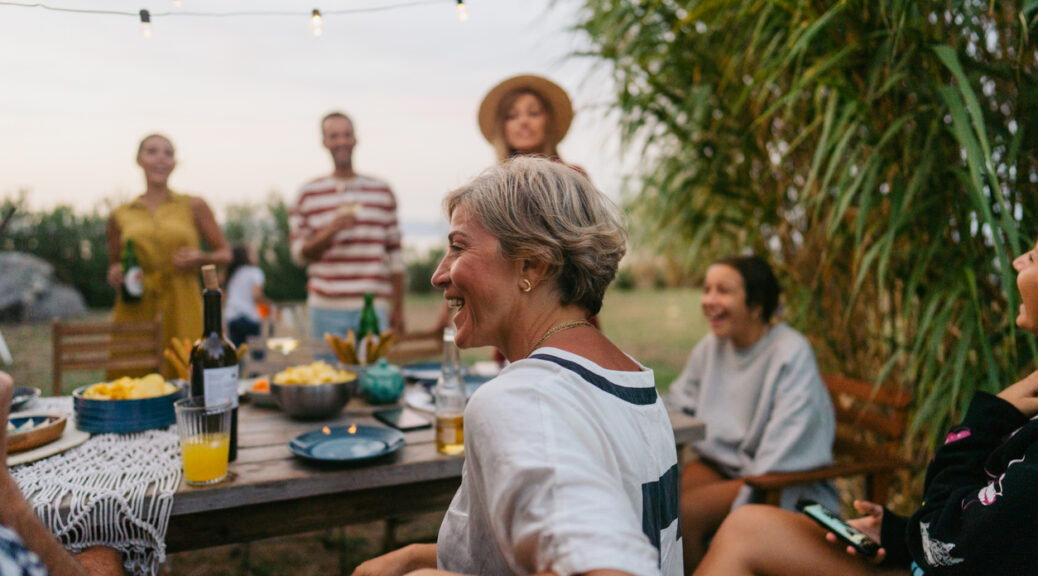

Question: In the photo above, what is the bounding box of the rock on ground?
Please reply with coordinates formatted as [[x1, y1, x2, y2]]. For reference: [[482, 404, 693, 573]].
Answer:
[[0, 252, 87, 323]]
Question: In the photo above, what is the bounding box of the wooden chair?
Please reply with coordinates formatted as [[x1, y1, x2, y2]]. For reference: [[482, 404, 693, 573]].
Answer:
[[52, 319, 163, 396], [743, 373, 913, 507], [385, 328, 444, 363]]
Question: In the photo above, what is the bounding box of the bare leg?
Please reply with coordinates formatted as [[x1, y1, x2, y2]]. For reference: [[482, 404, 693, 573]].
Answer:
[[695, 505, 909, 576], [680, 460, 743, 573], [75, 547, 126, 576]]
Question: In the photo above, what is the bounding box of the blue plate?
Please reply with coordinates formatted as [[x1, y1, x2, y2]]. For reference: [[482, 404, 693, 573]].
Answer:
[[289, 424, 405, 463], [10, 386, 41, 412]]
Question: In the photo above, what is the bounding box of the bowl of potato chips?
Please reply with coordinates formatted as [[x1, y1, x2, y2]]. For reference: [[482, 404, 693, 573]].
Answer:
[[270, 361, 358, 420], [73, 374, 186, 433]]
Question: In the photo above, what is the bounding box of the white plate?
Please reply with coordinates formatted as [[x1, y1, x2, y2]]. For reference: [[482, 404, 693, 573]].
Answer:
[[404, 387, 435, 413], [7, 412, 90, 467]]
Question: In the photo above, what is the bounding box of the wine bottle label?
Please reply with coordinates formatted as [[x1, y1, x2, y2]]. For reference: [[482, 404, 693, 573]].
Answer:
[[203, 365, 240, 408], [124, 266, 144, 297]]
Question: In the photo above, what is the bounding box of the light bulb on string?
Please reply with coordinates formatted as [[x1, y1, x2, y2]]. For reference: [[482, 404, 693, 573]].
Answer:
[[455, 0, 469, 22], [139, 9, 154, 38], [310, 9, 323, 37]]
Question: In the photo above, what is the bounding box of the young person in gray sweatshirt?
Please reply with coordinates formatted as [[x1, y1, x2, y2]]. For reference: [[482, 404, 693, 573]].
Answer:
[[668, 255, 837, 571]]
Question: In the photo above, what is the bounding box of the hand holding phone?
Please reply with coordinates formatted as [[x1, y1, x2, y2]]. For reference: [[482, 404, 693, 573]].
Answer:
[[796, 499, 881, 559]]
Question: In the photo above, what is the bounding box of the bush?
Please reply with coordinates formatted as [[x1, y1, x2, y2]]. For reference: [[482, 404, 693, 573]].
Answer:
[[407, 248, 445, 294], [254, 197, 307, 302], [613, 267, 636, 291]]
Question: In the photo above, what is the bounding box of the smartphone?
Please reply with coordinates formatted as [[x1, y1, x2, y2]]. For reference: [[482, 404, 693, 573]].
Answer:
[[796, 499, 880, 558], [374, 407, 432, 431]]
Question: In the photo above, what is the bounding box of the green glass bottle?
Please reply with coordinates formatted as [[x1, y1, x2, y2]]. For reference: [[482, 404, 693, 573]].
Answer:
[[356, 293, 380, 364], [189, 265, 240, 461], [121, 239, 143, 303]]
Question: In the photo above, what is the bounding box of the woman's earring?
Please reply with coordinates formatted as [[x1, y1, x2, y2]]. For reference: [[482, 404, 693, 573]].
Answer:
[[521, 279, 532, 293]]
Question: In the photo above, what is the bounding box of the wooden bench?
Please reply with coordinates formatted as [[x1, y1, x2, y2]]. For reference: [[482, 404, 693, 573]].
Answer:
[[743, 373, 912, 507]]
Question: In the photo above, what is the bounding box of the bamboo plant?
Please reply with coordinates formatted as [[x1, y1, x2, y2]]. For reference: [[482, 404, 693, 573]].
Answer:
[[573, 0, 1038, 458]]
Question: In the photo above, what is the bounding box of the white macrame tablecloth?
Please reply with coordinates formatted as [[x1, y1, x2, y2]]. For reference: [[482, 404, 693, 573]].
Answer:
[[11, 397, 182, 576]]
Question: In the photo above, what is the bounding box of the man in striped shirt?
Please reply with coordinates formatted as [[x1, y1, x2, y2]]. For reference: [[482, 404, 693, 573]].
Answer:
[[290, 112, 405, 339]]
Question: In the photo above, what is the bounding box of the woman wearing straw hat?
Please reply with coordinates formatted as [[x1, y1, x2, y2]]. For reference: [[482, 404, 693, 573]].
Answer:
[[477, 74, 587, 178]]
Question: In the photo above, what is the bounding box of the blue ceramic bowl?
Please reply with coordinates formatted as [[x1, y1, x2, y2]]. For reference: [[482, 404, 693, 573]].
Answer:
[[72, 381, 186, 434]]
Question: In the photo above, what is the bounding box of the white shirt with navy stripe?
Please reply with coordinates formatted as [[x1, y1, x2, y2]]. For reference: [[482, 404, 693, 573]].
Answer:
[[437, 348, 683, 576]]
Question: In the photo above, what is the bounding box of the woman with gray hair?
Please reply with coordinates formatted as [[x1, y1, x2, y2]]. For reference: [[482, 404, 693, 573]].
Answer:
[[352, 157, 682, 576]]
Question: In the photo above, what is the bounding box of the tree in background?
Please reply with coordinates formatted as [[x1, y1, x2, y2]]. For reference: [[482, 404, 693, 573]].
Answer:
[[0, 192, 309, 310], [1, 193, 113, 308], [4, 190, 440, 314], [575, 1, 1038, 453], [223, 195, 308, 302]]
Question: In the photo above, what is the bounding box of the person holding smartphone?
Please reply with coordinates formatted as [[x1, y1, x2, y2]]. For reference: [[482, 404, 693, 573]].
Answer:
[[691, 240, 1038, 575]]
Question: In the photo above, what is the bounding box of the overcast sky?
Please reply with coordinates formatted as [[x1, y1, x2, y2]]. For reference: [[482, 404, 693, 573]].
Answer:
[[0, 0, 628, 242]]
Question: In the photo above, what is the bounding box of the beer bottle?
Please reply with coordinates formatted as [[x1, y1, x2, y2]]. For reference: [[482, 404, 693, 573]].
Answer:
[[189, 265, 240, 461], [356, 292, 380, 363], [435, 320, 465, 455], [121, 239, 144, 302]]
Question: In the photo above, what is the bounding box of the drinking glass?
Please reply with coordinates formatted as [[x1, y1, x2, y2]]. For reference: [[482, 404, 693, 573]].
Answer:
[[174, 397, 232, 486]]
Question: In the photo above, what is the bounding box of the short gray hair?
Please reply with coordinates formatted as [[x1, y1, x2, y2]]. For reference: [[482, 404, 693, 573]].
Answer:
[[445, 156, 627, 316]]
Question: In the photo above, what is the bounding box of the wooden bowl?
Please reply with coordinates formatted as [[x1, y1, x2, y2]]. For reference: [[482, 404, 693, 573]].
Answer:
[[7, 413, 67, 453]]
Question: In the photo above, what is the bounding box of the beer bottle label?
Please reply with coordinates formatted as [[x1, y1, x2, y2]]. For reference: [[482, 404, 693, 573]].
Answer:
[[124, 266, 144, 297]]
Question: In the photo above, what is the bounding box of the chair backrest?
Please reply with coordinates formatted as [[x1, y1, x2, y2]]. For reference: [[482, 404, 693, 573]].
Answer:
[[385, 328, 444, 363], [823, 373, 912, 459], [52, 319, 163, 396]]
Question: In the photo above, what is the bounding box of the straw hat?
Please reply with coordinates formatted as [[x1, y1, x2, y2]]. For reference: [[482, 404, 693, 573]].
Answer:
[[478, 74, 574, 144]]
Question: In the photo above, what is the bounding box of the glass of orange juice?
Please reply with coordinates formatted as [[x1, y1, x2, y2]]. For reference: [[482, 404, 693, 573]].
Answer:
[[174, 397, 232, 486]]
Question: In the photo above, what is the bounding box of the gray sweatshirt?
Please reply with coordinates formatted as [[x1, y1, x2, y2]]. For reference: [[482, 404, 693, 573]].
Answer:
[[668, 323, 839, 511]]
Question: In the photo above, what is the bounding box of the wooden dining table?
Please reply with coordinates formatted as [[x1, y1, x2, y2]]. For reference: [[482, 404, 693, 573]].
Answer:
[[164, 394, 705, 552]]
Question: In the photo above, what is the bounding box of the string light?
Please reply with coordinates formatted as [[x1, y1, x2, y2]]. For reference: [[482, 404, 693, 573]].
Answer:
[[0, 0, 445, 17], [310, 8, 323, 36], [0, 1, 463, 35], [139, 9, 153, 38]]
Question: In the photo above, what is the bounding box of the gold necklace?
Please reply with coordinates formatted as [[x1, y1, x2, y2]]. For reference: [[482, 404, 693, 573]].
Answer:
[[528, 319, 593, 357]]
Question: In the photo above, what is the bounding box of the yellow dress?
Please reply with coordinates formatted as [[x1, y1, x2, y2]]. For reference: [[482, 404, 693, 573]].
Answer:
[[110, 192, 202, 378]]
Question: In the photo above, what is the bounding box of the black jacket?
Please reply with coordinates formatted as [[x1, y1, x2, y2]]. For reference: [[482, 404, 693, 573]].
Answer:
[[880, 392, 1038, 574]]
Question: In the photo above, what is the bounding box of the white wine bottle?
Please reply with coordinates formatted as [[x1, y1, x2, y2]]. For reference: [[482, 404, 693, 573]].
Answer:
[[189, 265, 240, 461]]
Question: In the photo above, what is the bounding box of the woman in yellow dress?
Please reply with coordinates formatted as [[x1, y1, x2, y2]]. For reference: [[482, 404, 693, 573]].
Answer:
[[106, 134, 231, 377]]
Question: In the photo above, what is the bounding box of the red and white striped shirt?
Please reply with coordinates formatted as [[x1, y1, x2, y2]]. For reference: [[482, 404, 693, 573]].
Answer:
[[290, 174, 404, 311]]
